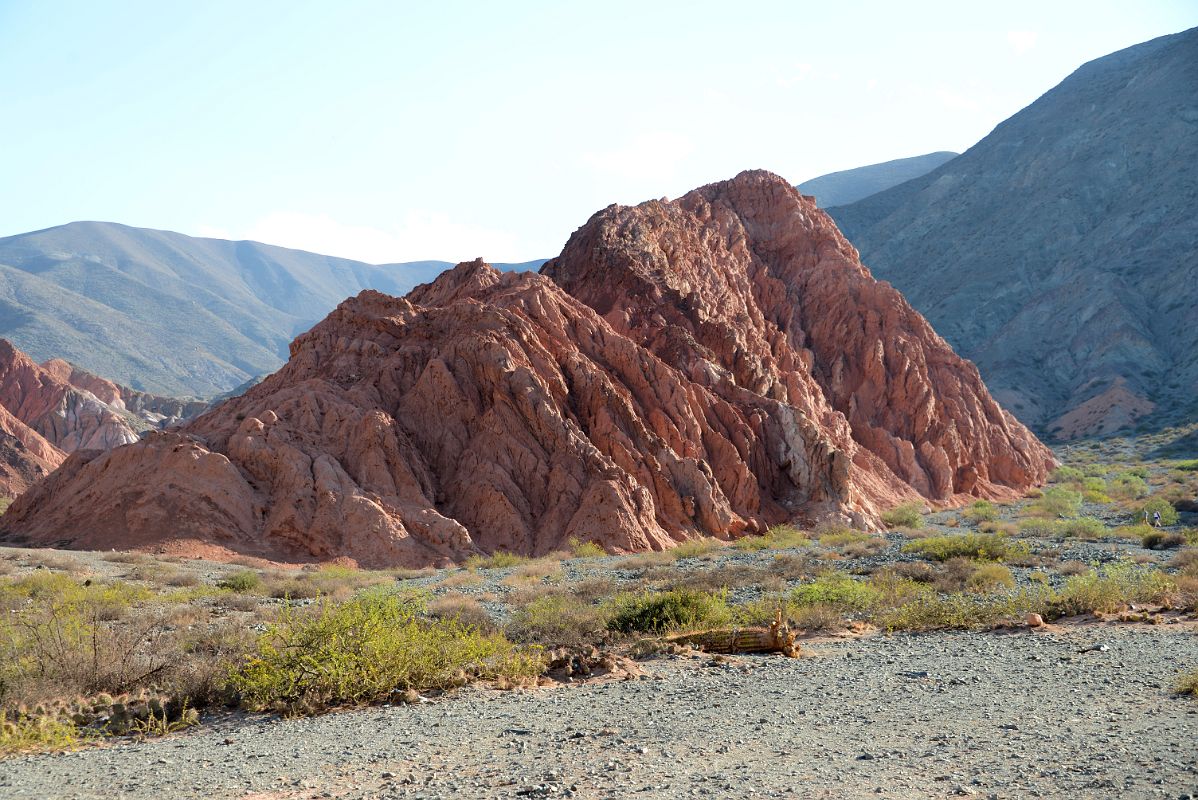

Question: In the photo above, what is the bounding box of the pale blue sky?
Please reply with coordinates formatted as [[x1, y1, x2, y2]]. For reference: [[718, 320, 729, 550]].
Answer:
[[1, 1, 1194, 262]]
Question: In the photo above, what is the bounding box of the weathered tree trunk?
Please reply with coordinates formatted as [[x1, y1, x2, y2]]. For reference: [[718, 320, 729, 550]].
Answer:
[[666, 611, 800, 657]]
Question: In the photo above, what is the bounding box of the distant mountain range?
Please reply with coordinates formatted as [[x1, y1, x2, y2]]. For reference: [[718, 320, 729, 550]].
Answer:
[[0, 222, 544, 397], [797, 152, 958, 207], [829, 27, 1198, 439]]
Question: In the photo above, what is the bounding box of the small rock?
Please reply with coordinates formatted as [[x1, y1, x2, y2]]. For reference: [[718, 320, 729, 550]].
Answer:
[[1025, 612, 1044, 627]]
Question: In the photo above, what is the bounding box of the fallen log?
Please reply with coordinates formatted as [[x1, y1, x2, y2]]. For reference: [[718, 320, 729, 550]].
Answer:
[[665, 610, 800, 658]]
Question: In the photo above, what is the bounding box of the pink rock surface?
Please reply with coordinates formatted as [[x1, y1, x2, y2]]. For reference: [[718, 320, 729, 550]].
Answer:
[[0, 403, 64, 498], [0, 340, 141, 453], [0, 172, 1054, 566]]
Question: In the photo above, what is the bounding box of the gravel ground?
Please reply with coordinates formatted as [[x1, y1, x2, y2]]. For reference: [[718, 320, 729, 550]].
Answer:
[[3, 623, 1196, 800]]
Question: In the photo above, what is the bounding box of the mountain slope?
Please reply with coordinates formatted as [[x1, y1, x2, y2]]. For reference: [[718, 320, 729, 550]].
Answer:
[[829, 28, 1198, 439], [0, 221, 545, 397], [0, 172, 1051, 567], [797, 152, 957, 207]]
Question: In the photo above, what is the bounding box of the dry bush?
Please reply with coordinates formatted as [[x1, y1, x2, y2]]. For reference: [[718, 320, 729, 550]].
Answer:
[[230, 556, 272, 569], [101, 552, 151, 564], [427, 594, 497, 632], [436, 571, 484, 590], [967, 563, 1015, 593], [163, 621, 256, 706], [216, 593, 261, 612], [1059, 560, 1091, 576], [933, 557, 976, 593], [668, 539, 724, 561], [1171, 549, 1198, 575], [888, 561, 936, 584], [506, 582, 563, 607], [770, 553, 815, 581], [389, 567, 436, 581], [615, 550, 671, 570], [841, 537, 887, 559], [787, 602, 848, 632], [26, 553, 86, 575], [898, 527, 934, 540], [978, 520, 1018, 536], [506, 593, 608, 647], [1175, 575, 1198, 611], [671, 564, 774, 594], [164, 571, 201, 588], [501, 559, 564, 586], [568, 577, 617, 604]]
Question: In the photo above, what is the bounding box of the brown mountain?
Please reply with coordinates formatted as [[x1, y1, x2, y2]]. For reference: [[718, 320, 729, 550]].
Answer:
[[828, 28, 1198, 439], [0, 172, 1052, 565]]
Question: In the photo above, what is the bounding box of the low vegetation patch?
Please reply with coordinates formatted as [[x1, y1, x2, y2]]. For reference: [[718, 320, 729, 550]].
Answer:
[[216, 570, 262, 593], [227, 591, 541, 714], [506, 594, 607, 647], [901, 533, 1028, 562], [881, 502, 924, 529], [733, 524, 812, 551], [1051, 563, 1174, 617], [963, 501, 999, 524], [465, 551, 530, 571], [1026, 487, 1083, 518], [567, 538, 606, 559], [607, 588, 732, 634]]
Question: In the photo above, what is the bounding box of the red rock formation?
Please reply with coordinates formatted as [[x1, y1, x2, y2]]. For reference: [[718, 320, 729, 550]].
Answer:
[[41, 358, 208, 426], [0, 404, 64, 498], [0, 340, 142, 452], [545, 172, 1052, 504], [0, 172, 1054, 566]]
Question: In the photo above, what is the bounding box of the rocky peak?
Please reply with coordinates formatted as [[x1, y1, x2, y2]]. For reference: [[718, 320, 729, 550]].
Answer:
[[0, 174, 1053, 566]]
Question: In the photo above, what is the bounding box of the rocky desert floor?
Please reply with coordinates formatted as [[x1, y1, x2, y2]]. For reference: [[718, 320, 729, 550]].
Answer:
[[1, 429, 1197, 799], [2, 621, 1197, 800]]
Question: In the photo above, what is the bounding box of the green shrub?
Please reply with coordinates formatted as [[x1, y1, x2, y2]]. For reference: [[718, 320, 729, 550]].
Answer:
[[217, 570, 262, 593], [733, 525, 812, 551], [1178, 670, 1198, 699], [881, 502, 924, 529], [790, 573, 881, 611], [1142, 531, 1187, 550], [607, 588, 732, 634], [874, 587, 1051, 632], [506, 594, 606, 647], [465, 551, 529, 571], [1058, 517, 1109, 539], [1175, 460, 1198, 472], [1028, 487, 1082, 518], [1018, 517, 1063, 537], [901, 533, 1028, 562], [1109, 473, 1150, 500], [1137, 498, 1179, 527], [1049, 466, 1084, 483], [0, 577, 175, 708], [227, 592, 541, 712], [818, 529, 869, 548], [1051, 563, 1174, 617], [962, 501, 999, 524], [0, 715, 86, 755], [669, 539, 723, 560], [967, 563, 1015, 593], [567, 538, 606, 559]]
